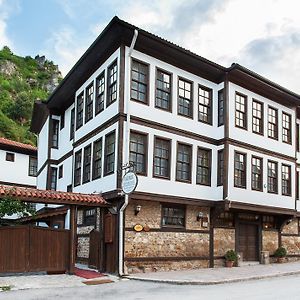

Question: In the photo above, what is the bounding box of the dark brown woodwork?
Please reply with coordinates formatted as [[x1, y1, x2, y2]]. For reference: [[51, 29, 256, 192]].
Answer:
[[69, 205, 77, 274], [238, 223, 259, 261], [88, 229, 101, 269], [104, 212, 117, 273], [0, 226, 69, 273]]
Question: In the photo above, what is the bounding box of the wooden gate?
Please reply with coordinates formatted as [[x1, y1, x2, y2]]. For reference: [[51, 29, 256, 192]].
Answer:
[[0, 226, 69, 273], [88, 229, 100, 269]]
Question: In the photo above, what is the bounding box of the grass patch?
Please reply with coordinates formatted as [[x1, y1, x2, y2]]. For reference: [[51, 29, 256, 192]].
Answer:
[[0, 285, 11, 292]]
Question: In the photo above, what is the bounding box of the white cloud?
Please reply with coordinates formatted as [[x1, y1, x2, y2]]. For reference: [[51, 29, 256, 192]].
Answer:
[[42, 26, 92, 76]]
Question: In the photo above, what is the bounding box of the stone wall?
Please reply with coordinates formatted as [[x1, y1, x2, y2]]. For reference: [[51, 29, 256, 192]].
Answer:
[[262, 230, 278, 255], [282, 219, 298, 235], [282, 236, 300, 255], [213, 228, 235, 257], [124, 200, 211, 273], [76, 208, 101, 262]]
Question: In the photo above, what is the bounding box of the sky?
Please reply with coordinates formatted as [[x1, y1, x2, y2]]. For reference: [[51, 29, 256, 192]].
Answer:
[[1, 0, 300, 93]]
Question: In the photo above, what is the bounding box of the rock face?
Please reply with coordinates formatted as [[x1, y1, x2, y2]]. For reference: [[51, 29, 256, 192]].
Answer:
[[43, 72, 61, 93], [0, 60, 17, 76]]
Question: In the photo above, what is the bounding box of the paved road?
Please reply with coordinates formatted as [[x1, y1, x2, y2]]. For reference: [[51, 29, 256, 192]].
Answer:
[[1, 274, 300, 300]]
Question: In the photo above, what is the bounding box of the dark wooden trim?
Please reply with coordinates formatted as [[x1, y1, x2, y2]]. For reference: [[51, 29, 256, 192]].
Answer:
[[124, 227, 210, 234], [198, 83, 213, 125], [267, 105, 279, 140], [73, 113, 123, 148], [175, 141, 193, 184], [281, 233, 299, 237], [77, 233, 90, 238], [0, 144, 37, 156], [251, 155, 263, 192], [252, 98, 264, 136], [0, 181, 36, 189], [225, 138, 296, 162], [196, 146, 212, 186], [103, 130, 116, 177], [177, 76, 193, 119], [209, 207, 215, 267], [76, 257, 89, 263], [124, 256, 210, 262], [234, 91, 248, 130], [69, 205, 77, 274], [226, 199, 296, 216], [233, 150, 247, 189]]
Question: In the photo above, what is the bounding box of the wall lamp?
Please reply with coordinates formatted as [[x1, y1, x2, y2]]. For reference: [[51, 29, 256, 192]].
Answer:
[[197, 212, 204, 222], [135, 205, 142, 216]]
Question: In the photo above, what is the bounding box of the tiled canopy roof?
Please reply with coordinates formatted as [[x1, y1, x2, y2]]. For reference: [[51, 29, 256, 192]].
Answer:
[[0, 185, 107, 206], [0, 137, 37, 155]]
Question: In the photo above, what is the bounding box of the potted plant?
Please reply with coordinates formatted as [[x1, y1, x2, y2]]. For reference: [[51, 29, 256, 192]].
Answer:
[[225, 250, 238, 267], [274, 246, 287, 263]]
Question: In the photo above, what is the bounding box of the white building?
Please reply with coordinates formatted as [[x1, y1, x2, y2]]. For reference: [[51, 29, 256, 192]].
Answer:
[[31, 17, 300, 274], [0, 137, 37, 188]]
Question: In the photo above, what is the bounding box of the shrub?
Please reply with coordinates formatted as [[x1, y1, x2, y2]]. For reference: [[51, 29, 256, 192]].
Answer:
[[274, 247, 287, 258], [225, 250, 238, 261]]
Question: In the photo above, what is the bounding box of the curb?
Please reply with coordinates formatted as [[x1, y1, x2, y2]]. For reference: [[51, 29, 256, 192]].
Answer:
[[127, 270, 300, 285]]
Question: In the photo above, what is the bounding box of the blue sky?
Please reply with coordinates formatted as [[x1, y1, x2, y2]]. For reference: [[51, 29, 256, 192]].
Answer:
[[1, 0, 300, 93]]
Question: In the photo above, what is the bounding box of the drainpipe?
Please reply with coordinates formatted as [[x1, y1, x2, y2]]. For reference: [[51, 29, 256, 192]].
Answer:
[[118, 28, 138, 276]]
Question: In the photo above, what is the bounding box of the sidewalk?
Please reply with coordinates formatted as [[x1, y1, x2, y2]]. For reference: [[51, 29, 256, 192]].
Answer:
[[127, 261, 300, 285]]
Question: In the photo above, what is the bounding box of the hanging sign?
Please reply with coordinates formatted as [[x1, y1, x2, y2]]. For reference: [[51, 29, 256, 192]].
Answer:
[[121, 171, 138, 194]]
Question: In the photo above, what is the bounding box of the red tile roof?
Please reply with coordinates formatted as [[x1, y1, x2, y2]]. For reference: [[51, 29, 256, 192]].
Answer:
[[0, 137, 37, 155], [0, 185, 107, 206]]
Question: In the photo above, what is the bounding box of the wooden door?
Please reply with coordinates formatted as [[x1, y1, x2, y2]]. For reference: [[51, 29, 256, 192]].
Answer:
[[88, 229, 100, 269], [238, 223, 259, 261], [104, 213, 117, 273]]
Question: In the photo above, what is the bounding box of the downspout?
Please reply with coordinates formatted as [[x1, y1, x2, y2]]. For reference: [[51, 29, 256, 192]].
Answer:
[[118, 28, 138, 276]]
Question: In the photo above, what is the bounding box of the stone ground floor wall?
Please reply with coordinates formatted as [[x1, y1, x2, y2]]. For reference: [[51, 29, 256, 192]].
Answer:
[[124, 199, 210, 273]]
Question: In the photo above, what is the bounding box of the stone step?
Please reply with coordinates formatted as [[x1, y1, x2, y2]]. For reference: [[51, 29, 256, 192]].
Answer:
[[239, 261, 260, 267]]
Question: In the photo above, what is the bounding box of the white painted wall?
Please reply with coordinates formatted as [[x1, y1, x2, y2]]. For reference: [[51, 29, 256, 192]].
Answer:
[[38, 116, 49, 169], [127, 122, 223, 201], [57, 156, 73, 192], [228, 144, 295, 210], [0, 149, 36, 186], [228, 82, 295, 157], [73, 122, 118, 194], [125, 47, 225, 141]]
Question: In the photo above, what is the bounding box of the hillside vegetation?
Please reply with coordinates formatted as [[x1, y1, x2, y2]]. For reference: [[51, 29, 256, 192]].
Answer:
[[0, 46, 62, 145]]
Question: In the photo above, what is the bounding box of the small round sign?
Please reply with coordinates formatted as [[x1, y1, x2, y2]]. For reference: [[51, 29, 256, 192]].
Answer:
[[121, 171, 138, 194], [134, 224, 143, 232]]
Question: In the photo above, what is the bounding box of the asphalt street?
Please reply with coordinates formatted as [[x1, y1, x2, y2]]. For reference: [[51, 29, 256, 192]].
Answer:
[[1, 274, 300, 300]]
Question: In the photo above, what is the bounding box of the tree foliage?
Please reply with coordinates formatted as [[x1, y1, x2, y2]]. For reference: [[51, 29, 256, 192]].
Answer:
[[0, 194, 36, 219], [0, 46, 62, 145]]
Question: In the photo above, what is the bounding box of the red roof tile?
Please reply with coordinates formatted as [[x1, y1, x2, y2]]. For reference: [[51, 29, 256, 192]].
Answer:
[[0, 185, 107, 206], [0, 137, 37, 154]]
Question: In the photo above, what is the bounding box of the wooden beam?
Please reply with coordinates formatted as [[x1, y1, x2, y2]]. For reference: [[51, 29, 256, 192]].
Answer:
[[69, 205, 77, 274]]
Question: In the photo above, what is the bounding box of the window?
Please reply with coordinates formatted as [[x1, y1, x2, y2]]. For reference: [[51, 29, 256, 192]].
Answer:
[[51, 119, 59, 148], [60, 112, 65, 130], [67, 185, 72, 192], [107, 61, 117, 106], [178, 78, 193, 118], [252, 100, 263, 134], [251, 156, 263, 191], [162, 204, 185, 227], [234, 152, 246, 188], [235, 93, 247, 129], [176, 143, 192, 182], [83, 208, 96, 226], [85, 83, 94, 123], [104, 131, 115, 175], [198, 85, 212, 124], [50, 167, 57, 191], [82, 145, 92, 183], [74, 150, 82, 186], [263, 216, 275, 229], [268, 106, 278, 139], [282, 164, 291, 196], [196, 148, 211, 185], [282, 112, 292, 144], [155, 69, 171, 111], [6, 152, 14, 162], [215, 212, 234, 227], [70, 108, 75, 140], [153, 137, 171, 179], [217, 150, 224, 186], [129, 132, 147, 175], [29, 156, 37, 177], [131, 60, 148, 104], [58, 165, 63, 179], [267, 160, 278, 193], [92, 138, 102, 180], [76, 93, 84, 129], [95, 72, 105, 115], [218, 89, 224, 126]]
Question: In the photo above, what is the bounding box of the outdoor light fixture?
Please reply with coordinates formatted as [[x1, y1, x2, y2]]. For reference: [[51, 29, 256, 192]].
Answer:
[[197, 212, 204, 221], [135, 205, 142, 215]]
